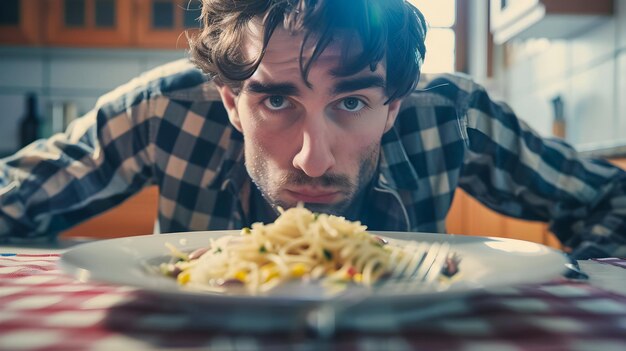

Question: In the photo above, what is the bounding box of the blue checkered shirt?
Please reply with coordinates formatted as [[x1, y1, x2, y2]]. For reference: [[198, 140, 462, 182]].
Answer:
[[1, 59, 625, 259]]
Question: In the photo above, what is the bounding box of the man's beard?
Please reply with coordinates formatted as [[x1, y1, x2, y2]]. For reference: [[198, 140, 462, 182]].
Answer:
[[245, 142, 380, 217]]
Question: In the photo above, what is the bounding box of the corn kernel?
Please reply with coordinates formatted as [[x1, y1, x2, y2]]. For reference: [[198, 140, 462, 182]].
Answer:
[[353, 273, 363, 283], [177, 271, 191, 285], [261, 264, 280, 282], [234, 270, 248, 282], [291, 263, 307, 277]]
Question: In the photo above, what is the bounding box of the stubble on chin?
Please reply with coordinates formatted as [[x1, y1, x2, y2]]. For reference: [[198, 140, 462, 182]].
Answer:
[[245, 141, 381, 216]]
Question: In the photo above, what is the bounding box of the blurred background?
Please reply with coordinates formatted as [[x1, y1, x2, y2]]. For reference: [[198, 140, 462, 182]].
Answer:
[[0, 0, 624, 154], [0, 0, 624, 242]]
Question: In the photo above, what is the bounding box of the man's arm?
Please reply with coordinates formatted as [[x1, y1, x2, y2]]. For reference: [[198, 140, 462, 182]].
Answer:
[[0, 73, 158, 242], [445, 75, 626, 259]]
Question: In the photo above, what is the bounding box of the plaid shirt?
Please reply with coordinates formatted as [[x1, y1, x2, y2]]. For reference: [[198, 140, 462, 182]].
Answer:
[[1, 59, 625, 259]]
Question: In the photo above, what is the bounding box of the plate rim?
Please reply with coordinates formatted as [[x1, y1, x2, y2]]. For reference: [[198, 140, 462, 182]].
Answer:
[[58, 231, 569, 305]]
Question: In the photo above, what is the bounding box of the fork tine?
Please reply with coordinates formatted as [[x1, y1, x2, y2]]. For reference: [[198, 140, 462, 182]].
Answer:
[[412, 241, 443, 281], [392, 243, 430, 278], [423, 242, 450, 283], [376, 239, 455, 295]]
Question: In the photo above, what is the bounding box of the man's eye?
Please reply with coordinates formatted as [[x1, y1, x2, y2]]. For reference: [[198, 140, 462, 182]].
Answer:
[[263, 96, 290, 110], [338, 97, 365, 112]]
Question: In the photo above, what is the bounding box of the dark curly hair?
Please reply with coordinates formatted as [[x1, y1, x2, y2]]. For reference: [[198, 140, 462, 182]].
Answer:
[[189, 0, 427, 102]]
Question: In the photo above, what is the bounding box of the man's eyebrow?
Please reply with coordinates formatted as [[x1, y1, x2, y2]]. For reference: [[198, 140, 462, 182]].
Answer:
[[244, 80, 300, 96], [332, 75, 386, 95]]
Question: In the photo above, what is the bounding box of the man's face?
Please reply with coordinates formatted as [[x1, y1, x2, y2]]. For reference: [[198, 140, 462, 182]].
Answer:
[[217, 26, 401, 216]]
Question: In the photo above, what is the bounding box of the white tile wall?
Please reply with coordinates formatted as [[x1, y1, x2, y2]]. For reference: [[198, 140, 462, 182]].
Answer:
[[505, 54, 534, 97], [43, 95, 99, 120], [569, 59, 616, 145], [0, 55, 44, 90], [618, 52, 626, 138], [142, 52, 188, 72], [502, 3, 625, 149], [617, 0, 626, 50], [531, 41, 569, 87], [508, 79, 570, 137], [570, 19, 617, 71], [49, 55, 142, 92], [0, 47, 188, 154], [0, 94, 31, 153], [37, 95, 100, 137]]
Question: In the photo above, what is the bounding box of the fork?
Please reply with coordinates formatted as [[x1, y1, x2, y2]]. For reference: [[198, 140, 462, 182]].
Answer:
[[303, 240, 453, 338], [385, 241, 452, 288]]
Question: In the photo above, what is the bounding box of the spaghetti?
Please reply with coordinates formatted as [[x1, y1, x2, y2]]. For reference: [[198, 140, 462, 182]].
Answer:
[[159, 206, 447, 294]]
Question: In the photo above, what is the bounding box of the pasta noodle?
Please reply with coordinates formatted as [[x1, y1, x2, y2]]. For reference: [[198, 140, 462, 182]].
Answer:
[[159, 206, 450, 294]]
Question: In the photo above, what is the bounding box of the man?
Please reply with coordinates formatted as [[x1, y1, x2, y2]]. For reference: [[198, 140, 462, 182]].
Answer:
[[0, 0, 624, 259]]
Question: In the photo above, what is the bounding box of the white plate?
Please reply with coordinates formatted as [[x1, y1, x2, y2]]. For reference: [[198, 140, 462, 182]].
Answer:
[[59, 231, 569, 306]]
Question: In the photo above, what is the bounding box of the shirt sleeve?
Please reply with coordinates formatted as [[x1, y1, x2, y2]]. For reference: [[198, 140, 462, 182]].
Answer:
[[0, 78, 156, 243], [452, 77, 626, 259]]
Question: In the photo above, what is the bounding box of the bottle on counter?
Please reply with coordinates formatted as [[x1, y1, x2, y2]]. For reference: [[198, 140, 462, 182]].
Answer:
[[550, 95, 566, 139], [19, 93, 41, 148]]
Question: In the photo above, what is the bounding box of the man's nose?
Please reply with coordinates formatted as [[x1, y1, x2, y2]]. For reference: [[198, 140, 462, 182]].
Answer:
[[292, 118, 336, 178]]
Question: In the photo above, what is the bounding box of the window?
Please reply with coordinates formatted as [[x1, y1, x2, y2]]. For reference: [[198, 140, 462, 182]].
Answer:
[[409, 0, 460, 74]]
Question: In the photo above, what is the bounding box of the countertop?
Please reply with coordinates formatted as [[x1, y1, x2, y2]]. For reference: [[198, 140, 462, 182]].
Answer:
[[577, 139, 626, 158]]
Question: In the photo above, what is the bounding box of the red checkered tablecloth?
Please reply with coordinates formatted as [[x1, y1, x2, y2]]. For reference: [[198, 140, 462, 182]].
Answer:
[[1, 254, 626, 351]]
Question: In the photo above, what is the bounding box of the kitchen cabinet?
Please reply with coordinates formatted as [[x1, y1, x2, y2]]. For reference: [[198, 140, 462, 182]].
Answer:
[[1, 0, 201, 49], [135, 0, 202, 49], [60, 186, 158, 239], [446, 188, 562, 249], [608, 158, 626, 172], [0, 0, 41, 45], [490, 0, 613, 44], [45, 0, 133, 47]]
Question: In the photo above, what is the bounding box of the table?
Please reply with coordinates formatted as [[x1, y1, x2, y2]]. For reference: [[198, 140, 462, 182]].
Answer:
[[1, 247, 626, 351]]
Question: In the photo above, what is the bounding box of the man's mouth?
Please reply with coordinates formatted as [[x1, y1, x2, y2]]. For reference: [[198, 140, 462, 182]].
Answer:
[[285, 188, 343, 204]]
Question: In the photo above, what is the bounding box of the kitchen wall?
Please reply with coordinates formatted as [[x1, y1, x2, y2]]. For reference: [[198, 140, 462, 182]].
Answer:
[[0, 47, 186, 155], [498, 0, 626, 150], [2, 1, 624, 156]]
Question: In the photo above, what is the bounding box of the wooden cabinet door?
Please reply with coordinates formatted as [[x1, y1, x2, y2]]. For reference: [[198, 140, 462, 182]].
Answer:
[[60, 186, 159, 239], [0, 0, 41, 45], [45, 0, 132, 47], [135, 0, 202, 49], [446, 188, 561, 249]]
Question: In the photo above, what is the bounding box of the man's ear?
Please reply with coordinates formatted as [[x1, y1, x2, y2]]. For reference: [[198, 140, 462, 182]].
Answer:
[[216, 84, 243, 132], [384, 99, 403, 133]]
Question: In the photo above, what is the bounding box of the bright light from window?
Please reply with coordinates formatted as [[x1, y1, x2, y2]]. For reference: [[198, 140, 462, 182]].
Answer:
[[410, 0, 456, 27], [409, 0, 457, 73], [422, 28, 455, 73]]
